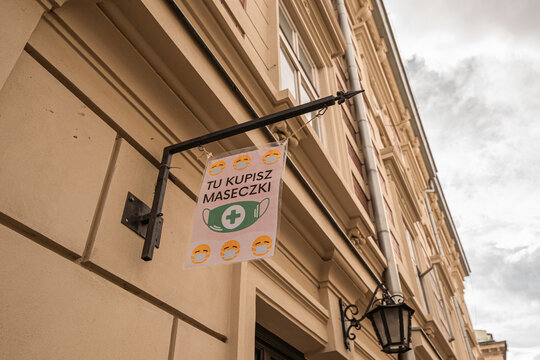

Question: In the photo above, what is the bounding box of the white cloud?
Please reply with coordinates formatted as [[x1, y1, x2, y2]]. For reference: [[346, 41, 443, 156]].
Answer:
[[385, 1, 540, 358], [386, 0, 540, 68]]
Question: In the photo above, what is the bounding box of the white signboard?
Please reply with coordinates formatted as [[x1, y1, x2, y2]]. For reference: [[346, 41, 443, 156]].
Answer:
[[186, 143, 287, 267]]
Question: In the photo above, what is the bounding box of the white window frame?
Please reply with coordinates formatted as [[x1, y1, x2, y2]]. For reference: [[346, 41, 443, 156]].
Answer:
[[431, 271, 455, 341], [406, 228, 430, 313], [278, 6, 326, 144]]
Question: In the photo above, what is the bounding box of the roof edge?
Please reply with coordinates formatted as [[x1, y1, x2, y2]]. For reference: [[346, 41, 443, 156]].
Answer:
[[369, 0, 471, 275]]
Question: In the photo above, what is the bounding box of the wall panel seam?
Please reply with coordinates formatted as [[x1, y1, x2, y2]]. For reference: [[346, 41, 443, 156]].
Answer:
[[23, 44, 197, 201], [81, 135, 122, 263]]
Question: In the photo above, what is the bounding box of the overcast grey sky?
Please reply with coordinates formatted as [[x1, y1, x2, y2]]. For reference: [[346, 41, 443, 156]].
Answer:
[[384, 1, 540, 359]]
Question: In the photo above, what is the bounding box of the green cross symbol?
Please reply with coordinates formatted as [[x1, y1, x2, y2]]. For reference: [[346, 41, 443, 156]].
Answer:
[[226, 209, 242, 224]]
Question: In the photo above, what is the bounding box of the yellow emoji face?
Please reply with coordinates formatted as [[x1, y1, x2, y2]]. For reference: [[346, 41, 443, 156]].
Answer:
[[209, 160, 226, 176], [220, 240, 240, 261], [251, 235, 273, 256], [233, 155, 251, 170], [191, 244, 211, 264], [262, 149, 282, 165]]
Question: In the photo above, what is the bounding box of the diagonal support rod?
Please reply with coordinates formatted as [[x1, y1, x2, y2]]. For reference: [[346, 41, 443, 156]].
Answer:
[[141, 90, 363, 260]]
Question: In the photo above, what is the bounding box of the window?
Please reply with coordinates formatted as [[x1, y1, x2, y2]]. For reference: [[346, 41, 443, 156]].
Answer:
[[255, 324, 305, 360], [278, 7, 325, 143], [406, 229, 430, 313], [430, 271, 454, 340]]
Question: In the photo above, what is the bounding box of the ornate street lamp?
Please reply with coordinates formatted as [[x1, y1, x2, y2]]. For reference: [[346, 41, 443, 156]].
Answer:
[[339, 283, 415, 354]]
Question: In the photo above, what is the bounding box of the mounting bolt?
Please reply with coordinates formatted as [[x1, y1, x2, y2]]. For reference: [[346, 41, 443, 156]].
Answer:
[[129, 196, 134, 202]]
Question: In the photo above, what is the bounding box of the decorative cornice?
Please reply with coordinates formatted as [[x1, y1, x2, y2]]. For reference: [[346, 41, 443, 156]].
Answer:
[[283, 0, 345, 66], [253, 258, 330, 323], [430, 255, 457, 294], [255, 289, 329, 347], [381, 147, 422, 221], [313, 0, 347, 57], [269, 121, 299, 148], [423, 319, 457, 359], [346, 219, 387, 276]]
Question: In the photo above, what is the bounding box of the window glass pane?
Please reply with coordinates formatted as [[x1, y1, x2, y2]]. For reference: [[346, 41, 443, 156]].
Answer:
[[406, 230, 418, 267], [302, 84, 324, 140], [280, 49, 297, 99], [407, 230, 429, 312], [302, 85, 327, 146], [298, 45, 313, 82], [279, 9, 293, 47], [303, 85, 324, 140], [300, 85, 312, 119]]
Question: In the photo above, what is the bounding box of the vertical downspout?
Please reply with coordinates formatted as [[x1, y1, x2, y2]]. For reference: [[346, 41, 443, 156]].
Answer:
[[453, 296, 475, 360], [336, 2, 412, 358], [336, 0, 401, 297]]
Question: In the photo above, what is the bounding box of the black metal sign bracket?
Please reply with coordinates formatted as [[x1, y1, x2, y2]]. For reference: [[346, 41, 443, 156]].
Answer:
[[120, 90, 364, 261], [121, 192, 163, 246]]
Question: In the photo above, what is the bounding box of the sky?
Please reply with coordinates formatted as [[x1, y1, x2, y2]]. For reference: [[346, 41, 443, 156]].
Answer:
[[384, 1, 540, 359]]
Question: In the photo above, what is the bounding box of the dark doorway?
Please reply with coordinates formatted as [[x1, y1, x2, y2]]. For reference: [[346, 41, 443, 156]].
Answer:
[[255, 324, 305, 360]]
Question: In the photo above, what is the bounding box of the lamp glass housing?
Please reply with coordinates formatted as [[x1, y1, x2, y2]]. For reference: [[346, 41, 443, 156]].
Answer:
[[366, 302, 414, 354]]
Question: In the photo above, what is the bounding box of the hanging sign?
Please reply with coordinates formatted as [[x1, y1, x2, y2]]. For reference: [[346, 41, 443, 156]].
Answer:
[[186, 143, 287, 267]]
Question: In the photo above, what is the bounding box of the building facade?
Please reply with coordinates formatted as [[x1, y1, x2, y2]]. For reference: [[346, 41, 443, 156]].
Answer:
[[475, 330, 508, 360], [1, 0, 482, 359]]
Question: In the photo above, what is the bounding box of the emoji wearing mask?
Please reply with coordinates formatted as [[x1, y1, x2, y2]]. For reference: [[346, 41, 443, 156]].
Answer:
[[262, 149, 282, 165], [191, 244, 211, 264], [203, 199, 270, 233], [220, 240, 240, 261], [233, 155, 251, 170], [209, 160, 226, 176], [251, 235, 273, 256]]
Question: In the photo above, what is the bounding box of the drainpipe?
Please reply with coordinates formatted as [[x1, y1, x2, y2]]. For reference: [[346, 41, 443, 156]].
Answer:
[[336, 3, 414, 358], [336, 3, 419, 358], [336, 0, 401, 298]]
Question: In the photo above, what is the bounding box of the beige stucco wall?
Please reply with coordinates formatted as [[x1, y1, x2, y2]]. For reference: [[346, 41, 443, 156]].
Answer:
[[0, 0, 481, 359]]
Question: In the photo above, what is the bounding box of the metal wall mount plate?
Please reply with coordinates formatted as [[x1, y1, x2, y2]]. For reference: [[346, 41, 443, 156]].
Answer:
[[121, 192, 163, 247]]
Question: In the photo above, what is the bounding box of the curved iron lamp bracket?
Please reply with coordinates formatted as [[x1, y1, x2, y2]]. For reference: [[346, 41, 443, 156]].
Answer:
[[339, 299, 364, 350], [339, 283, 403, 350]]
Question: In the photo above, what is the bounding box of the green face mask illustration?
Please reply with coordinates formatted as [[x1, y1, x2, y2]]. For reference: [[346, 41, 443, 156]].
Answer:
[[202, 198, 270, 233]]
